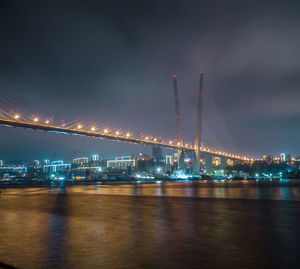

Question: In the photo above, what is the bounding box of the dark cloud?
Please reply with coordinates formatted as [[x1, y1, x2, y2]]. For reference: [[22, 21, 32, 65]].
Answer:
[[0, 0, 300, 161]]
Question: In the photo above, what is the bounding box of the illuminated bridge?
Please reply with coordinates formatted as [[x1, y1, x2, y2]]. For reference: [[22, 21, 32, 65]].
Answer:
[[0, 73, 254, 174]]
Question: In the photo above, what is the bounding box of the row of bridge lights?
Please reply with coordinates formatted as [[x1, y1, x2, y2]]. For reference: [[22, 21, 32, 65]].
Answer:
[[13, 114, 133, 138], [14, 114, 50, 124], [13, 114, 190, 146], [12, 114, 252, 161], [12, 114, 199, 149], [78, 125, 131, 138]]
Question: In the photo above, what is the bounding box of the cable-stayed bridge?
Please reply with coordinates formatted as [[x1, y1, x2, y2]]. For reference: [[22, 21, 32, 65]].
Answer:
[[0, 73, 254, 173]]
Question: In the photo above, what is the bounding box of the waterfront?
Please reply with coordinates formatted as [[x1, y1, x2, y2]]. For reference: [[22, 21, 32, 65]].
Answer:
[[1, 181, 300, 268]]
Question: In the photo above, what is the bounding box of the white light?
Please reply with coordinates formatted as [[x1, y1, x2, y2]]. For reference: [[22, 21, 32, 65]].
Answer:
[[34, 118, 39, 122], [45, 120, 49, 124], [91, 127, 95, 131], [14, 114, 20, 119], [169, 141, 173, 144], [115, 131, 120, 135], [145, 136, 149, 140], [177, 142, 180, 146], [77, 124, 82, 129], [153, 138, 157, 142], [126, 133, 130, 137], [104, 129, 108, 133], [185, 144, 188, 147]]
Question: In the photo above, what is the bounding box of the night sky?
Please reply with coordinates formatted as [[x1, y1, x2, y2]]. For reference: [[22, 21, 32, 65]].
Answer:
[[0, 0, 300, 162]]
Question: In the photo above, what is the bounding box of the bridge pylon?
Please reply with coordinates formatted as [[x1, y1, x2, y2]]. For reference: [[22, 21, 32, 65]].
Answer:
[[193, 72, 204, 174], [172, 75, 185, 170]]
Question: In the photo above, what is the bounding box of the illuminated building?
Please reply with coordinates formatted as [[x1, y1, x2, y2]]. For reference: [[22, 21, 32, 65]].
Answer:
[[273, 157, 280, 164], [165, 154, 178, 165], [227, 159, 234, 166], [52, 160, 63, 165], [0, 166, 27, 174], [92, 154, 99, 161], [73, 157, 88, 165], [0, 160, 3, 166], [294, 156, 300, 162], [116, 156, 131, 160], [43, 161, 71, 173], [33, 160, 40, 166], [165, 155, 171, 165], [280, 153, 291, 162], [74, 166, 102, 173], [263, 155, 274, 163], [137, 153, 151, 161], [107, 156, 136, 170], [212, 156, 221, 166]]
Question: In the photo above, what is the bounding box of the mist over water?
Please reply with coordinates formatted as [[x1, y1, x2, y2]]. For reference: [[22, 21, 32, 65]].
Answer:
[[1, 181, 300, 268]]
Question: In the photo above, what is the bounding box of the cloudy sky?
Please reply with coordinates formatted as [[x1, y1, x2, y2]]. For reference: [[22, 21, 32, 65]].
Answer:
[[0, 0, 300, 161]]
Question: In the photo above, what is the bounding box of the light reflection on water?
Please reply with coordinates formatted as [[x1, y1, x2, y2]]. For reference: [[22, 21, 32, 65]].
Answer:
[[35, 180, 300, 201], [2, 180, 300, 201], [1, 181, 300, 268]]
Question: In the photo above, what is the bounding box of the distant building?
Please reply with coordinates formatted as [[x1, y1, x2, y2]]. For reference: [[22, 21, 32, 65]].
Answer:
[[165, 155, 171, 165], [107, 156, 136, 170], [280, 153, 291, 162], [0, 165, 27, 175], [33, 160, 40, 166], [92, 154, 100, 161], [136, 160, 150, 172], [52, 160, 64, 165], [212, 156, 221, 167], [0, 160, 3, 166], [73, 157, 88, 165], [44, 159, 50, 164], [294, 156, 300, 162], [116, 156, 131, 161], [165, 155, 178, 166], [43, 161, 71, 173], [263, 155, 274, 163], [226, 159, 234, 166], [273, 157, 280, 164], [152, 146, 162, 159], [137, 153, 151, 161]]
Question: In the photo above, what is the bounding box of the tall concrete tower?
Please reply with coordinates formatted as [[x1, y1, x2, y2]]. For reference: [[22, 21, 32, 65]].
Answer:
[[172, 75, 184, 169], [194, 72, 204, 173], [173, 75, 183, 145]]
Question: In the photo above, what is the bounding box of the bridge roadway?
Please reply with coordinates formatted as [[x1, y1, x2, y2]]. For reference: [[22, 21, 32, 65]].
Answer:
[[0, 117, 250, 162]]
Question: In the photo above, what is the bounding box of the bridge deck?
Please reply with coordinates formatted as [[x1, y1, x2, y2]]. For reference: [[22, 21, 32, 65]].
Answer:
[[0, 118, 250, 161]]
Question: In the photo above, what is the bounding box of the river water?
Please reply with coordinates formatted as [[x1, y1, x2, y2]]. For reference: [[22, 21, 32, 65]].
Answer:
[[1, 180, 300, 268]]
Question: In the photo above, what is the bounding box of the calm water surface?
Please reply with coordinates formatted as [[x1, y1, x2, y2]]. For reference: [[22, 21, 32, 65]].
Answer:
[[1, 181, 300, 268]]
